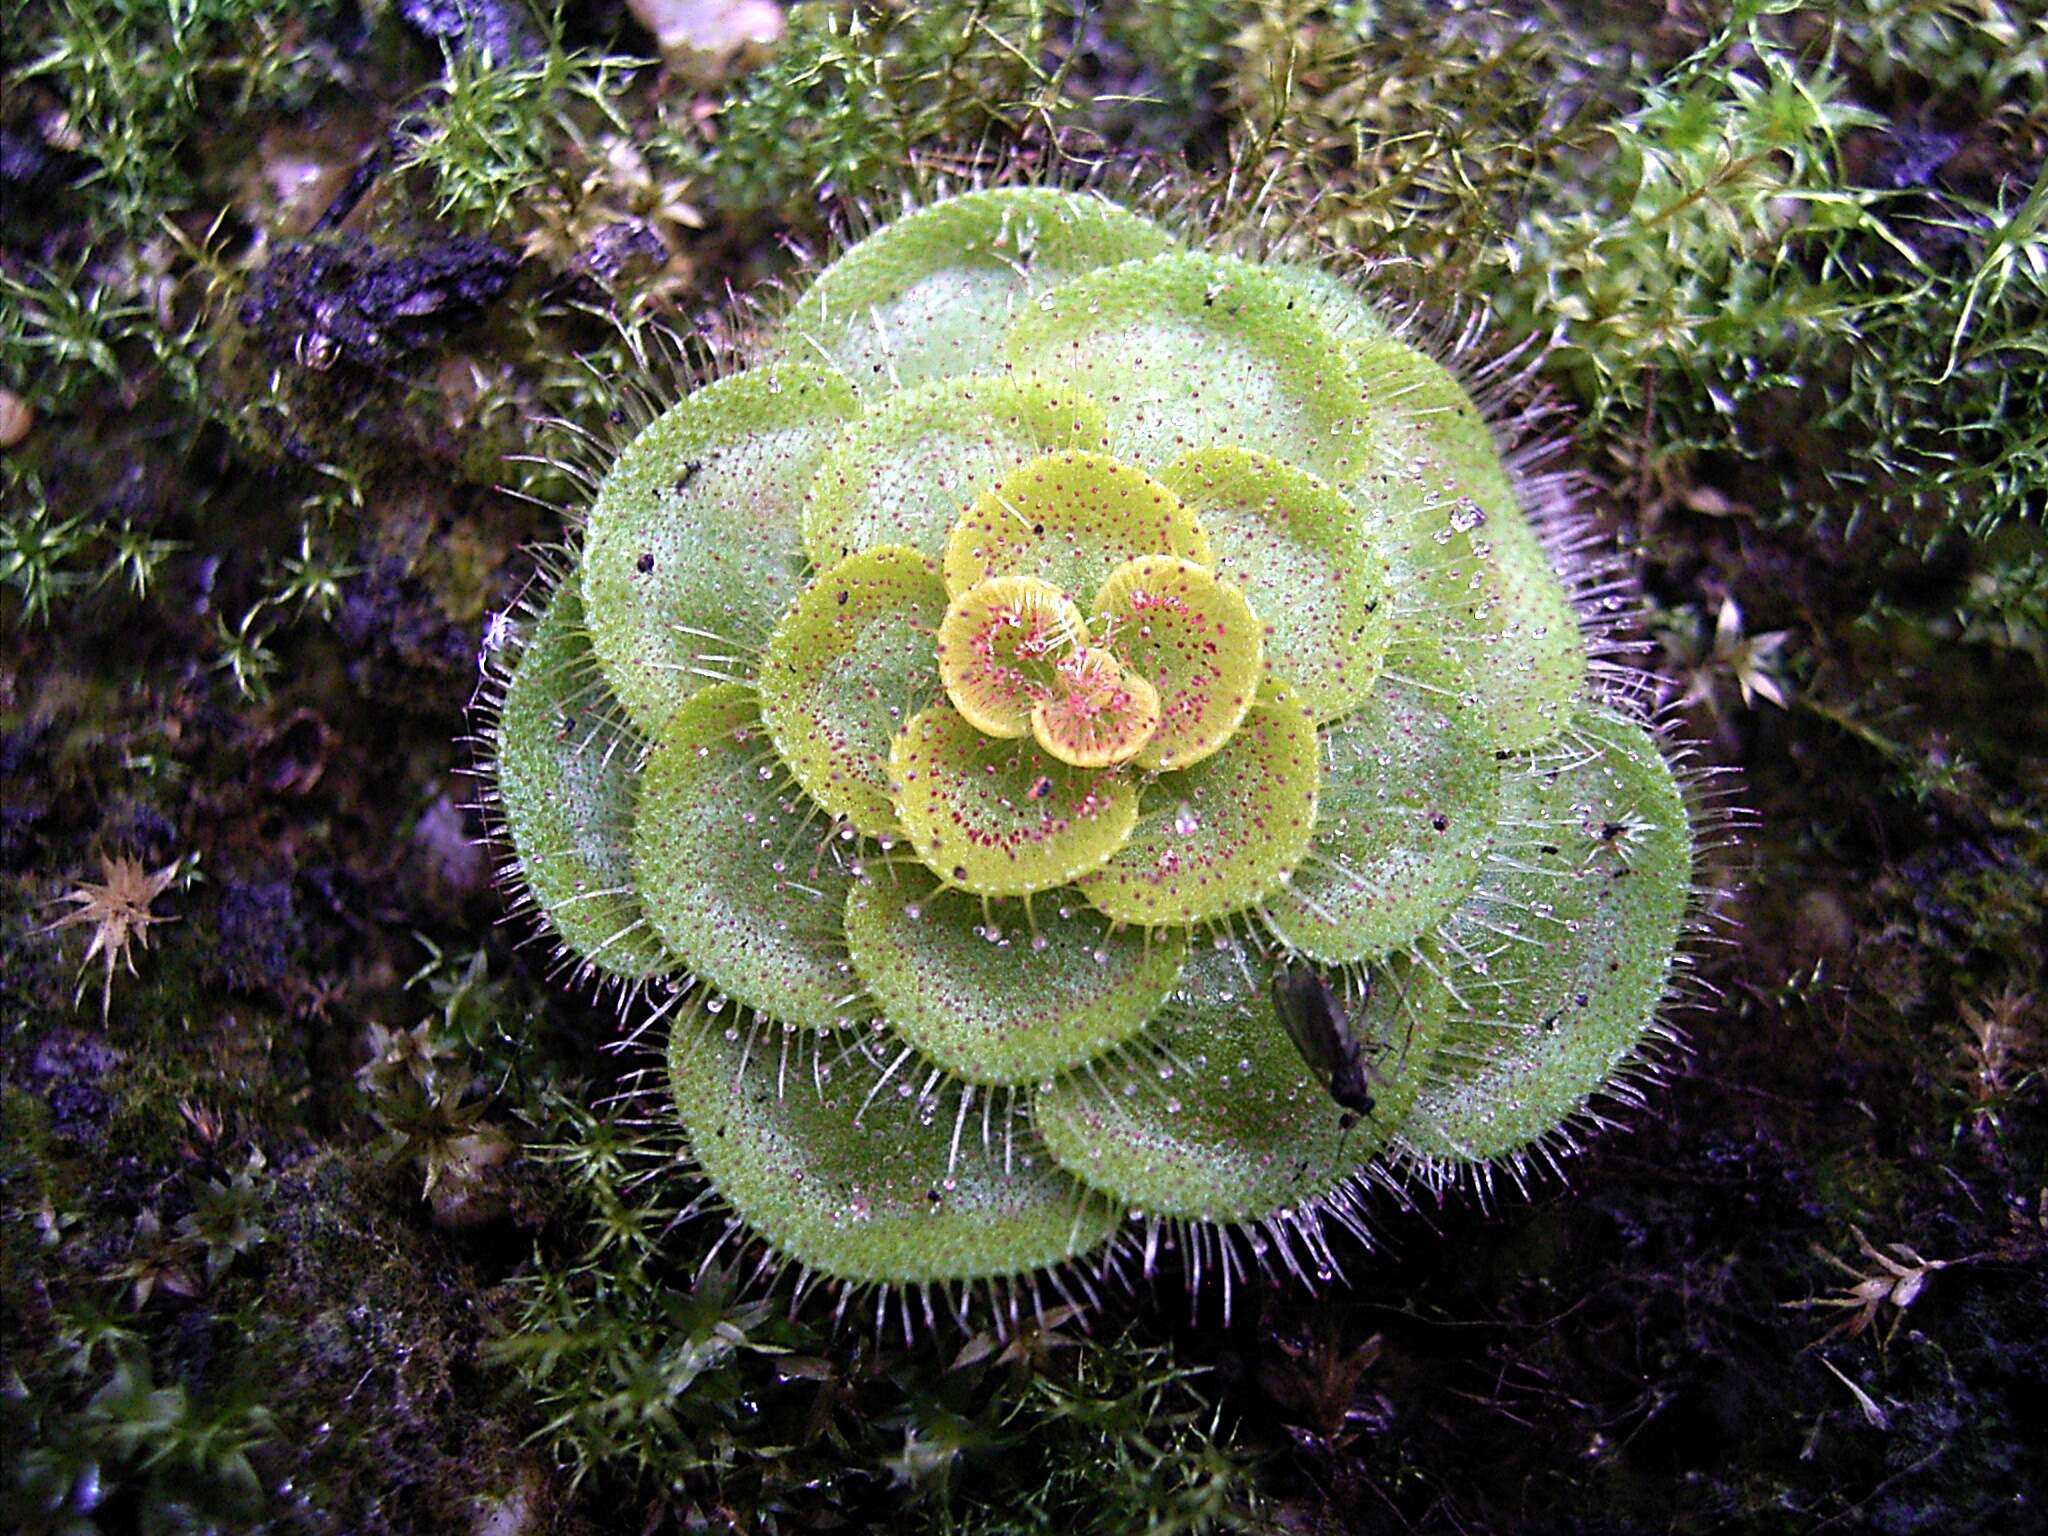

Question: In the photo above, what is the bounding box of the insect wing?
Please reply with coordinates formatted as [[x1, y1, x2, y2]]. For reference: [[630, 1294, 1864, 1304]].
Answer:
[[1272, 963, 1376, 1118], [1271, 963, 1347, 1080]]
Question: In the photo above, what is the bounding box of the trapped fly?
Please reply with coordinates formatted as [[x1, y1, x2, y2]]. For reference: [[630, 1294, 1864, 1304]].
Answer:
[[1270, 961, 1375, 1129]]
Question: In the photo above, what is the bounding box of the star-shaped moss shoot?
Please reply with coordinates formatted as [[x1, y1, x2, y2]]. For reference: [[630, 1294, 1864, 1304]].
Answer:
[[483, 185, 1703, 1312], [42, 853, 184, 1019]]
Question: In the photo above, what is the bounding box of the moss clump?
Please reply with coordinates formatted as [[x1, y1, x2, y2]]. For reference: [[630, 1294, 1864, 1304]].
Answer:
[[482, 183, 1701, 1300]]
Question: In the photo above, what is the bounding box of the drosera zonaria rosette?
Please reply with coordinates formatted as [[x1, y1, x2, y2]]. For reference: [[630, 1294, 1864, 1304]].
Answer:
[[476, 183, 1726, 1328]]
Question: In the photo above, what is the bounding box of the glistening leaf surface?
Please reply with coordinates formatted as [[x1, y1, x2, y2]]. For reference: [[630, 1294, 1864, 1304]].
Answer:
[[758, 546, 948, 839], [784, 186, 1178, 389], [942, 450, 1211, 602], [1400, 712, 1692, 1164], [801, 373, 1107, 566], [634, 685, 862, 1031], [1004, 253, 1371, 482], [1383, 480, 1585, 755], [889, 705, 1138, 898], [844, 879, 1187, 1086], [1035, 944, 1450, 1222], [1265, 671, 1500, 964], [1341, 346, 1585, 752], [1090, 555, 1262, 772], [1160, 448, 1388, 724], [494, 581, 669, 978], [1078, 693, 1320, 927], [582, 362, 858, 737], [935, 574, 1087, 739], [670, 1009, 1122, 1285]]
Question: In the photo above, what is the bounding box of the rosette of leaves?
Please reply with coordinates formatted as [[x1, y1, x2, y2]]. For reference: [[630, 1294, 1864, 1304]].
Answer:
[[483, 187, 1700, 1316]]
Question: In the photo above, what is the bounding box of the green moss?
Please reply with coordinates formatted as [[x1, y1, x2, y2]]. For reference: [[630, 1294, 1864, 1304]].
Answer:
[[8, 0, 345, 236], [391, 17, 637, 232], [701, 2, 1072, 213]]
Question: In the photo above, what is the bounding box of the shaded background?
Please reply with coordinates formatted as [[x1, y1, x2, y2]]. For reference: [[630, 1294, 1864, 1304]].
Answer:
[[2, 2, 2042, 1531]]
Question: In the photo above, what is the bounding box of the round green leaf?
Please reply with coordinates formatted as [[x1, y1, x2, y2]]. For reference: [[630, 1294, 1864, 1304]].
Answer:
[[1340, 342, 1585, 752], [1160, 447, 1389, 723], [1003, 252, 1372, 481], [582, 362, 859, 738], [1078, 692, 1320, 927], [889, 705, 1139, 898], [1265, 671, 1500, 964], [1034, 943, 1449, 1221], [757, 546, 949, 840], [1353, 338, 1513, 520], [1091, 555, 1263, 771], [1400, 711, 1692, 1164], [1029, 647, 1162, 769], [935, 574, 1088, 739], [783, 186, 1178, 389], [670, 1006, 1122, 1285], [634, 684, 864, 1030], [942, 450, 1211, 602], [845, 879, 1188, 1086], [493, 579, 671, 979], [801, 373, 1108, 566]]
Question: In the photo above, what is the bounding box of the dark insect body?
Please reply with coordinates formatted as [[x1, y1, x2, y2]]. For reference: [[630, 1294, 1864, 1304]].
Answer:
[[1271, 962, 1375, 1129]]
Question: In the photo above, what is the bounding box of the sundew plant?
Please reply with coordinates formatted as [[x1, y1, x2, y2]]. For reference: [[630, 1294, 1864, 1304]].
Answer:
[[481, 184, 1706, 1327]]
